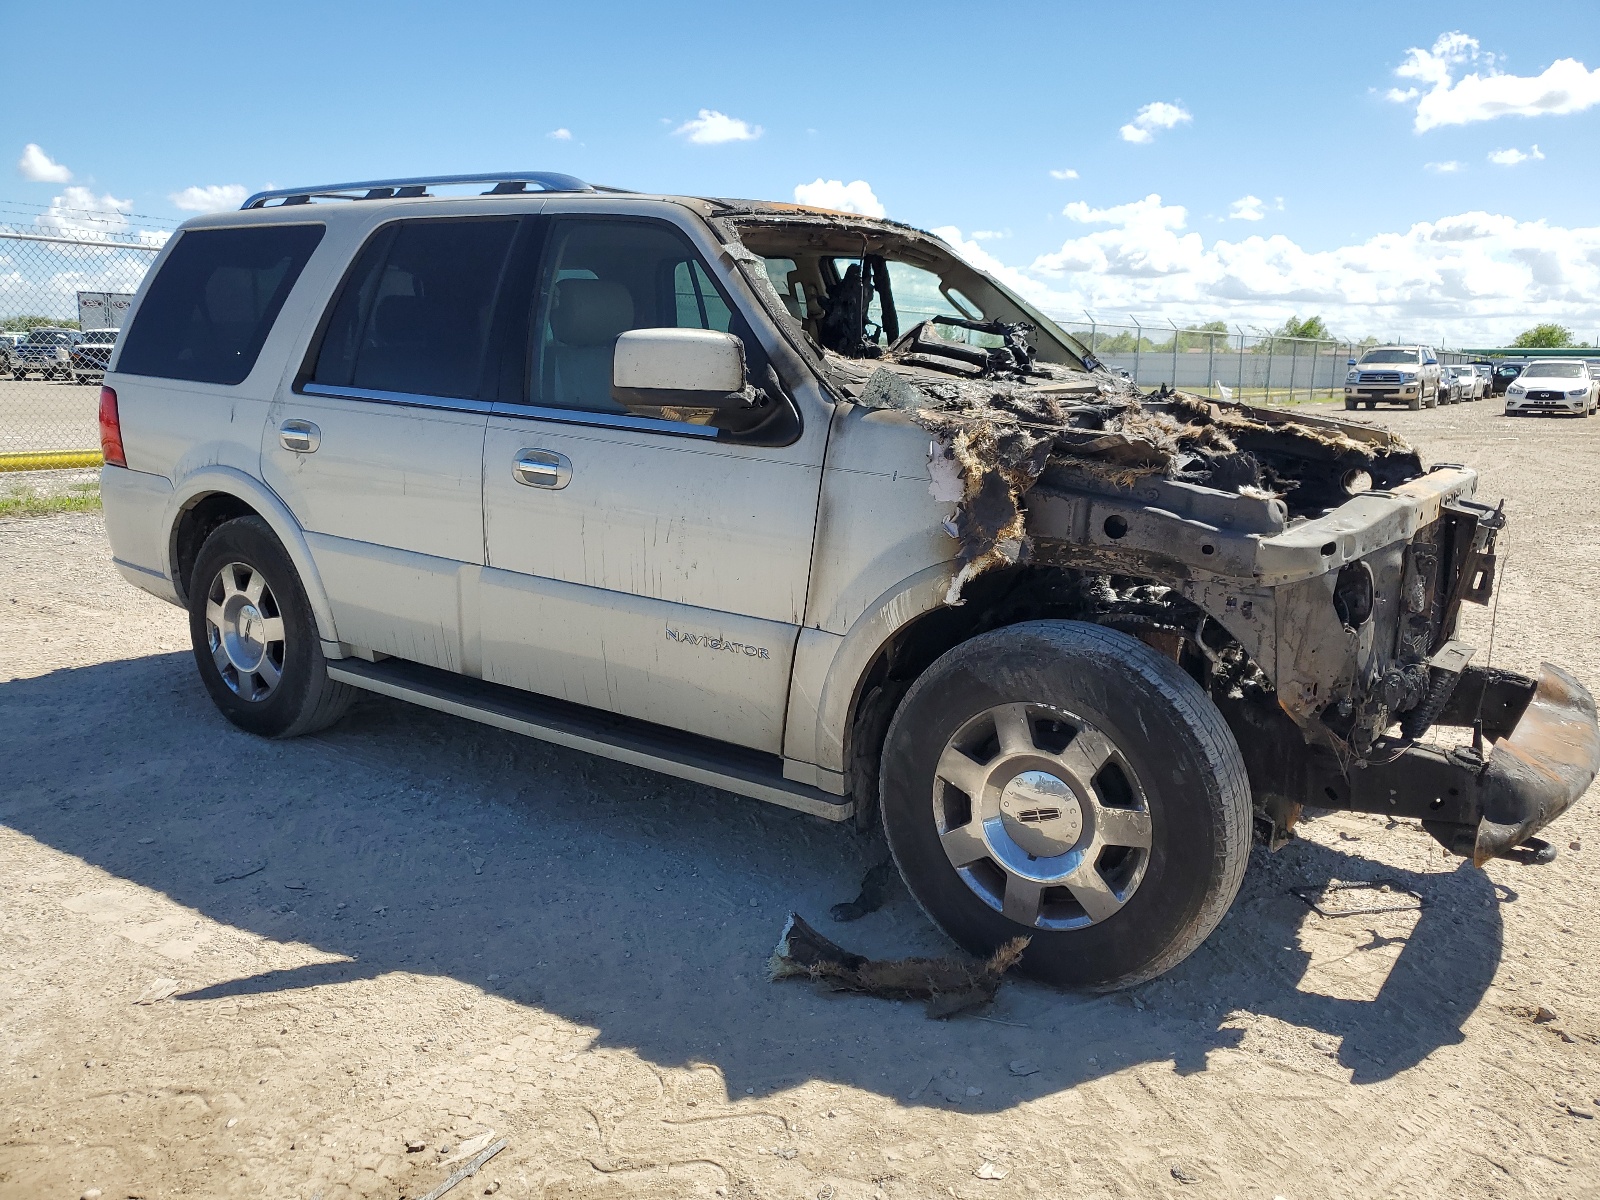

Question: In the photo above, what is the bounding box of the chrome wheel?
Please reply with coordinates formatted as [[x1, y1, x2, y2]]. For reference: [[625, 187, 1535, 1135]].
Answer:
[[933, 702, 1152, 931], [204, 561, 286, 702]]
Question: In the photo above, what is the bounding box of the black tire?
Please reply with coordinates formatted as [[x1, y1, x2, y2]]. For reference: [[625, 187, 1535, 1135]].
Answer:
[[188, 515, 355, 738], [879, 621, 1252, 990], [1344, 398, 1357, 410], [1365, 399, 1378, 410]]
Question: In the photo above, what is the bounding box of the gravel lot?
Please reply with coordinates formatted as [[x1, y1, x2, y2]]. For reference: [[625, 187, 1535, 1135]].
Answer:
[[3, 397, 1599, 1199], [0, 377, 100, 455]]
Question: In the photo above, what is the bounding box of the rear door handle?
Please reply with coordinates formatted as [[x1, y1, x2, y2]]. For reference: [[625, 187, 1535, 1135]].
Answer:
[[279, 419, 321, 453], [512, 448, 572, 490]]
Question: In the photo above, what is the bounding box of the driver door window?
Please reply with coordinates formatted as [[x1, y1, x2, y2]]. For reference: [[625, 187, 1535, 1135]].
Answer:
[[531, 220, 750, 414]]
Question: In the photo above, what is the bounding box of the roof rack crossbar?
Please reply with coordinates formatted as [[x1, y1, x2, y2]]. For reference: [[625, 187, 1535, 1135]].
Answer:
[[241, 171, 595, 210]]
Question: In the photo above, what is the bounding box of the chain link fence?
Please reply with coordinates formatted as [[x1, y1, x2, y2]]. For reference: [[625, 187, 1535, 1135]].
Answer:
[[0, 227, 164, 471], [1057, 317, 1469, 403]]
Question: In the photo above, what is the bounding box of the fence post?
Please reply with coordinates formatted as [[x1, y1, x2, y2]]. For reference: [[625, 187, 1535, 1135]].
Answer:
[[1206, 331, 1216, 398], [1235, 326, 1246, 397], [1264, 335, 1274, 403], [1168, 319, 1179, 390], [1289, 336, 1300, 403], [1132, 317, 1143, 387]]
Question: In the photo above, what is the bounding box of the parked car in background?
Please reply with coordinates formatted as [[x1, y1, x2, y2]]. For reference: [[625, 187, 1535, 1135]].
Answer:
[[1503, 359, 1597, 417], [1343, 345, 1441, 410], [1490, 360, 1528, 396], [70, 328, 121, 383], [12, 327, 82, 380], [1442, 365, 1484, 402], [0, 331, 25, 375]]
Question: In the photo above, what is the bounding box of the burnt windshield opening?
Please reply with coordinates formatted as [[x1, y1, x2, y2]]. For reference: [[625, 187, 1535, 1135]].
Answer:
[[734, 222, 1092, 373]]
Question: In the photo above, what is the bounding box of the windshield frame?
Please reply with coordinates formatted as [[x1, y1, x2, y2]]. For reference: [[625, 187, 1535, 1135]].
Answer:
[[727, 215, 1095, 373]]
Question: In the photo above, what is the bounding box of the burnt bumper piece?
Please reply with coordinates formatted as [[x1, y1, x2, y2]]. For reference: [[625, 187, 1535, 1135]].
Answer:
[[1340, 664, 1600, 865]]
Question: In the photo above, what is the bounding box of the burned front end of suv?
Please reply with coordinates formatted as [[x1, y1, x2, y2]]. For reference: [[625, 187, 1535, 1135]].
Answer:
[[1022, 421, 1599, 868], [705, 201, 1598, 868]]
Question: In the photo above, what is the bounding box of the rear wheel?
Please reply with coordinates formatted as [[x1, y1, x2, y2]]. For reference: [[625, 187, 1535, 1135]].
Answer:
[[880, 621, 1252, 990], [188, 516, 355, 738], [1409, 394, 1423, 410]]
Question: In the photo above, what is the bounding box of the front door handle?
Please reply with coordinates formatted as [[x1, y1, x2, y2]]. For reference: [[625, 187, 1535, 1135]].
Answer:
[[512, 448, 572, 490], [279, 419, 321, 453]]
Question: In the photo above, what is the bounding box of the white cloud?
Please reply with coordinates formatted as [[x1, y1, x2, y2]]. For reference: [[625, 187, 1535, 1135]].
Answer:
[[1487, 144, 1544, 166], [169, 184, 248, 212], [1228, 195, 1265, 221], [673, 109, 762, 145], [793, 178, 885, 218], [935, 193, 1600, 343], [547, 128, 572, 141], [1119, 102, 1192, 144], [1049, 168, 1079, 180], [1425, 160, 1465, 173], [36, 186, 134, 238], [970, 230, 1008, 241], [1389, 31, 1600, 132], [18, 143, 71, 183]]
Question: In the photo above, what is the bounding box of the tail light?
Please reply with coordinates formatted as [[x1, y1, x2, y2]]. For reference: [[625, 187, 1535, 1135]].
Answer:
[[98, 386, 126, 467]]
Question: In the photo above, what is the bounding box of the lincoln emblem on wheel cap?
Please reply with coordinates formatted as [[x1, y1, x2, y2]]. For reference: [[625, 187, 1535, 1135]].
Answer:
[[1015, 807, 1063, 824]]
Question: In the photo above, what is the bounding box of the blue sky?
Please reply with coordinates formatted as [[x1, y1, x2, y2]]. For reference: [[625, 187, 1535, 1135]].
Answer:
[[6, 0, 1600, 342]]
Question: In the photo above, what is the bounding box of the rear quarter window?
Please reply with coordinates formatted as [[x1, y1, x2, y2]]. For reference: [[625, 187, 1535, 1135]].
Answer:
[[117, 224, 324, 385]]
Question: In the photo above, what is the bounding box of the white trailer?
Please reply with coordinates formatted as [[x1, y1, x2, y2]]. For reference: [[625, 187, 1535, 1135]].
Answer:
[[77, 291, 136, 331]]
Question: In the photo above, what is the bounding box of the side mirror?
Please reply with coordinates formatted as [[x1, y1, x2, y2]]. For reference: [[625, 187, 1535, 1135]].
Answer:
[[612, 328, 748, 416]]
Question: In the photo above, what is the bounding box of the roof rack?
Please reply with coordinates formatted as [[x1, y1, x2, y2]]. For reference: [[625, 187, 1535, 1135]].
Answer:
[[241, 171, 598, 210]]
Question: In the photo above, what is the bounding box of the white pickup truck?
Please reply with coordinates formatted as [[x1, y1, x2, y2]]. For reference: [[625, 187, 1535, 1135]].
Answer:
[[1344, 345, 1442, 410], [97, 172, 1598, 990]]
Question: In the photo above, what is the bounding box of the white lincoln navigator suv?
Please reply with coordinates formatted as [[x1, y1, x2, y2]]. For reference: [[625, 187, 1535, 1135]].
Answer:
[[98, 172, 1597, 990]]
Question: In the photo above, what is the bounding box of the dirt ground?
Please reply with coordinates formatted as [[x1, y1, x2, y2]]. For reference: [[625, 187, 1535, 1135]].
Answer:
[[3, 397, 1599, 1200]]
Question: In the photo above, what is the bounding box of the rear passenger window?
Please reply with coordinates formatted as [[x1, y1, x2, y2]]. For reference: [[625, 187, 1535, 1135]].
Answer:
[[118, 225, 323, 385], [310, 218, 518, 400]]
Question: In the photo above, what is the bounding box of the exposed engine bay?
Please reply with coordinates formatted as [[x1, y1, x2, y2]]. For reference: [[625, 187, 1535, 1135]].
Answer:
[[708, 202, 1596, 867]]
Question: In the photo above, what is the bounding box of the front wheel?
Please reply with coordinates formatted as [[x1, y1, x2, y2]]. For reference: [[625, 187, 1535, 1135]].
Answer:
[[880, 621, 1252, 991], [188, 516, 355, 738]]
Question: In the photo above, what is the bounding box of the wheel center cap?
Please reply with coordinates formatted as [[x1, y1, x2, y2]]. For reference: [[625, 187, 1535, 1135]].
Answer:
[[226, 602, 266, 670], [998, 770, 1085, 857]]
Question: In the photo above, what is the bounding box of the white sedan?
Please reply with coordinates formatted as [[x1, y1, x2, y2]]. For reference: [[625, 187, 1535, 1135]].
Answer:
[[1504, 359, 1598, 417]]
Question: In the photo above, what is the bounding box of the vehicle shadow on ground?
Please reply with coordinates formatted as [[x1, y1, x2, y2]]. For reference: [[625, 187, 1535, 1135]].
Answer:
[[1, 653, 1509, 1111]]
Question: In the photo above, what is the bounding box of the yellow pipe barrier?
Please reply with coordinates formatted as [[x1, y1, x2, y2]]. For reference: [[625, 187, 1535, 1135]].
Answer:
[[0, 449, 103, 472]]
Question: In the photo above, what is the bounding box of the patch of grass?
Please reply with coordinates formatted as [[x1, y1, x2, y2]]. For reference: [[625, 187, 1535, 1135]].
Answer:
[[0, 488, 102, 518]]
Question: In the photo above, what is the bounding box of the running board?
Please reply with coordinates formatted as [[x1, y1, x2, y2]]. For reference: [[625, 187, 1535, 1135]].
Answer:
[[325, 657, 853, 822]]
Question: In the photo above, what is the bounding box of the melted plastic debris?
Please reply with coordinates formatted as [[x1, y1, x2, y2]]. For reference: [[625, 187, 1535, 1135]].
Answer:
[[854, 366, 1420, 604], [769, 912, 1029, 1018]]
